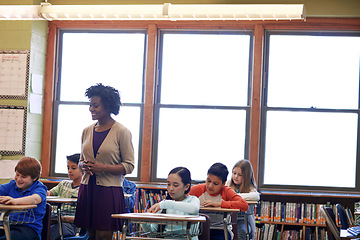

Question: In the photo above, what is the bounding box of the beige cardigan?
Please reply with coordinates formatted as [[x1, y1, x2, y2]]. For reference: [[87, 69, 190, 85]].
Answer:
[[80, 121, 135, 187]]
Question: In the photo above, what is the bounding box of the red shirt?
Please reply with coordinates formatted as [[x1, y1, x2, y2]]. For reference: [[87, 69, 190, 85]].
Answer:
[[189, 183, 248, 211]]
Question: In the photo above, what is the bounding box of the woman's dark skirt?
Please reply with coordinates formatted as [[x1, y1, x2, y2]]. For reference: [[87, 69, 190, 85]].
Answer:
[[74, 175, 126, 231]]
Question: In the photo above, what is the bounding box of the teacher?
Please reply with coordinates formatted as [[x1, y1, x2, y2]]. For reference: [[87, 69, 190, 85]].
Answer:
[[74, 83, 135, 240]]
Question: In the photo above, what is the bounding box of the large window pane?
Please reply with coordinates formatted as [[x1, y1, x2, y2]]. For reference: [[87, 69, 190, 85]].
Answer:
[[60, 32, 145, 103], [156, 108, 247, 181], [263, 111, 358, 188], [155, 31, 251, 181], [262, 32, 360, 191], [55, 105, 93, 173], [267, 35, 360, 109], [160, 33, 250, 106], [53, 31, 145, 178]]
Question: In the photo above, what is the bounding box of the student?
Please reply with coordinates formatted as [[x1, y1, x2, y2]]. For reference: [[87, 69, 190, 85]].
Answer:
[[123, 178, 136, 213], [144, 167, 200, 240], [228, 159, 260, 240], [0, 157, 47, 240], [47, 153, 83, 240], [189, 162, 248, 240]]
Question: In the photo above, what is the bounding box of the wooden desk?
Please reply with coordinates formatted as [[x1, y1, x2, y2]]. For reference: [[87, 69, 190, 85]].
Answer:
[[47, 196, 77, 240], [200, 207, 240, 240], [111, 212, 206, 240], [0, 204, 37, 240]]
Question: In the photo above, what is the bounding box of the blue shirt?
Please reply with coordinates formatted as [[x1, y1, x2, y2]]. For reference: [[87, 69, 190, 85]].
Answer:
[[0, 180, 47, 239], [123, 178, 136, 212]]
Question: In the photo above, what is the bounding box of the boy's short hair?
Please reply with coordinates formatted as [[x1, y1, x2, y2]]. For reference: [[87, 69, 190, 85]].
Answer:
[[207, 162, 229, 183], [15, 157, 42, 180], [66, 153, 80, 165]]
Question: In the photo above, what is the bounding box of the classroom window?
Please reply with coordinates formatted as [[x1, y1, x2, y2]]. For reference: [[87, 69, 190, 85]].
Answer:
[[259, 31, 360, 191], [152, 31, 252, 181], [51, 30, 146, 178]]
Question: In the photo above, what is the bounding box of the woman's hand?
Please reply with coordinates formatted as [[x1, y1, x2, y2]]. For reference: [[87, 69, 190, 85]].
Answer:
[[82, 159, 126, 175], [147, 203, 161, 213], [83, 160, 107, 175]]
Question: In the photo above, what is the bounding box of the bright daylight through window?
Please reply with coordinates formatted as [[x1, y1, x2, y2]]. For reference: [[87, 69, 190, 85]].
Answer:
[[154, 32, 252, 181], [261, 33, 360, 189], [53, 31, 145, 177]]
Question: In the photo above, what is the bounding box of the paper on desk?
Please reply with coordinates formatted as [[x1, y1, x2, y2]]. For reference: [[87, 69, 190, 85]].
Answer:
[[140, 213, 199, 219], [46, 196, 60, 199]]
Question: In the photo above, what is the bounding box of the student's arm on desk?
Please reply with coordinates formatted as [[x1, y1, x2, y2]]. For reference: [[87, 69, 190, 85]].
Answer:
[[202, 200, 222, 208], [221, 187, 248, 211], [0, 194, 42, 205], [159, 196, 200, 214], [237, 188, 260, 202]]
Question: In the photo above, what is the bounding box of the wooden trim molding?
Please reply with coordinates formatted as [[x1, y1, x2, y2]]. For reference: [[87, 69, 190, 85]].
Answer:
[[40, 22, 57, 177], [140, 24, 157, 182], [249, 24, 264, 184]]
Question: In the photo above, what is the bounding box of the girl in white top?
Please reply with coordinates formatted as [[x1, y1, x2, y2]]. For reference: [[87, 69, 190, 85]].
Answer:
[[144, 167, 200, 240], [228, 160, 260, 240]]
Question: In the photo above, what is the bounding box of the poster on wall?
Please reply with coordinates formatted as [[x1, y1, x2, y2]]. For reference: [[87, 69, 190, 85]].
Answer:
[[0, 50, 29, 99], [0, 106, 27, 155]]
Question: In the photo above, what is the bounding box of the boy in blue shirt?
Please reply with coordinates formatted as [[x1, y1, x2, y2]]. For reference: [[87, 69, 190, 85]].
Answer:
[[0, 157, 47, 240]]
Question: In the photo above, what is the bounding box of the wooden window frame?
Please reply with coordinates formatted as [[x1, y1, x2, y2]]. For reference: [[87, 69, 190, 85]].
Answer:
[[41, 18, 360, 188]]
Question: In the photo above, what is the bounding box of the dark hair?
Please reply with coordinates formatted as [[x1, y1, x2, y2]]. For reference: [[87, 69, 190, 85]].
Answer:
[[207, 162, 228, 183], [169, 167, 192, 194], [85, 83, 121, 115], [229, 159, 257, 193], [15, 157, 42, 181], [66, 153, 80, 165]]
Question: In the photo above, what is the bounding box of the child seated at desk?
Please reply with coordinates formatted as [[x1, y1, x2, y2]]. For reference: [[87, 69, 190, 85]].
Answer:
[[228, 159, 260, 240], [47, 153, 82, 240], [143, 167, 200, 240], [0, 157, 47, 240], [123, 178, 136, 213], [189, 162, 248, 240]]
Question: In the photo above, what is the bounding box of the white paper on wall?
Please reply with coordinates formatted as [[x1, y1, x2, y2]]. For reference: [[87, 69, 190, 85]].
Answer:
[[0, 159, 18, 179]]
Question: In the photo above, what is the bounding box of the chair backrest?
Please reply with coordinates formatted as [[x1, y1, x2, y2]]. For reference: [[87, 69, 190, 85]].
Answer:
[[64, 228, 89, 240], [231, 212, 238, 240], [41, 203, 52, 240], [336, 204, 350, 229], [198, 213, 210, 240], [320, 205, 340, 240]]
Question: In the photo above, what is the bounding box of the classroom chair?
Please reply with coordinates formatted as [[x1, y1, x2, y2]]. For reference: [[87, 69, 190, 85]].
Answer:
[[231, 212, 238, 240], [336, 204, 350, 229], [42, 203, 52, 240], [63, 228, 89, 240], [198, 213, 210, 240], [320, 205, 340, 240]]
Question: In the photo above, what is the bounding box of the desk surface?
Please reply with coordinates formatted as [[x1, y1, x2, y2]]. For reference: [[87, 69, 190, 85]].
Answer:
[[200, 207, 240, 213], [47, 196, 77, 204], [112, 212, 206, 223], [0, 204, 37, 211]]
